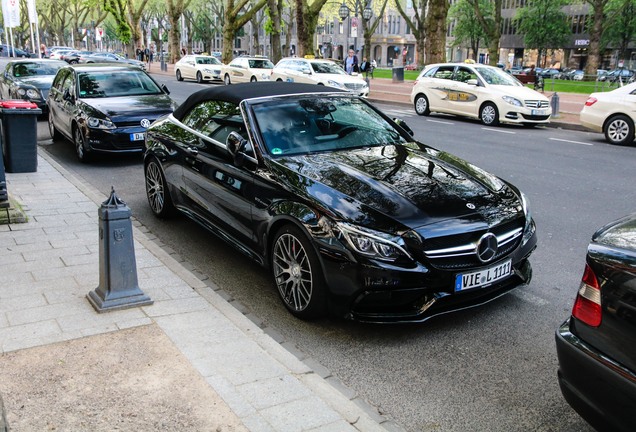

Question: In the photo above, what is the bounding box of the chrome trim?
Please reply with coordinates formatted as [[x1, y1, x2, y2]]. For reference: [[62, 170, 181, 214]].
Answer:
[[424, 228, 523, 259]]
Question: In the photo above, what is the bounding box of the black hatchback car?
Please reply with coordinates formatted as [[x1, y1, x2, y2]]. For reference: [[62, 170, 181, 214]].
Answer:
[[144, 82, 537, 322], [556, 213, 636, 431], [0, 59, 66, 113], [47, 64, 177, 162]]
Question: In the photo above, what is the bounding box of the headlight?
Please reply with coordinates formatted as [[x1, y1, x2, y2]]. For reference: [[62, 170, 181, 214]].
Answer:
[[502, 96, 523, 107], [327, 80, 345, 89], [27, 89, 39, 98], [336, 222, 412, 261], [87, 117, 116, 129], [520, 192, 535, 245], [202, 68, 214, 74]]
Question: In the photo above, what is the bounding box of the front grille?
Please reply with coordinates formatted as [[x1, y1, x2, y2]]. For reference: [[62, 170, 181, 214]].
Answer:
[[114, 119, 155, 127], [344, 83, 366, 90], [520, 114, 551, 121], [524, 100, 549, 108], [418, 218, 525, 270]]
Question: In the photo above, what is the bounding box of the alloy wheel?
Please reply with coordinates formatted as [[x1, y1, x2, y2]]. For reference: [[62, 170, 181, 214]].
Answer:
[[273, 232, 313, 313], [145, 160, 175, 217], [605, 115, 634, 145], [481, 103, 499, 126]]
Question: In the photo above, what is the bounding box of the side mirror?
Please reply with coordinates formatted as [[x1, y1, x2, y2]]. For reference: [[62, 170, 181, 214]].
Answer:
[[466, 79, 478, 86], [161, 84, 170, 95], [393, 118, 414, 136]]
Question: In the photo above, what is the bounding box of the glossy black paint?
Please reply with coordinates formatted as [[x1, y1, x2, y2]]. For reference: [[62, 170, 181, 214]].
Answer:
[[556, 213, 636, 431], [47, 64, 177, 158], [0, 59, 67, 112], [145, 83, 537, 322]]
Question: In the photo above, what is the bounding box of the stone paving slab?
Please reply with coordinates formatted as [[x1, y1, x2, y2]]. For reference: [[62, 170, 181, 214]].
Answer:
[[0, 149, 398, 431]]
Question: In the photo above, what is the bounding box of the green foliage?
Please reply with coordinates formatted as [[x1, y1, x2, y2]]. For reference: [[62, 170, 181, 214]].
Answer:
[[601, 0, 636, 56], [449, 0, 491, 51], [102, 0, 132, 43], [514, 0, 570, 55]]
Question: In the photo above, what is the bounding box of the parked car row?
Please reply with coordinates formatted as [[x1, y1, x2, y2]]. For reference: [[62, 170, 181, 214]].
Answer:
[[3, 50, 631, 429]]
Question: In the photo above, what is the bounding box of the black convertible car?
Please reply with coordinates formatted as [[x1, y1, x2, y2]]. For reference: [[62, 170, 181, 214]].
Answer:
[[144, 82, 537, 322]]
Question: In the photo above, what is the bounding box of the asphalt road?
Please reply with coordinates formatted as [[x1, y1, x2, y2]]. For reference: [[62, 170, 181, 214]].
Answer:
[[36, 74, 635, 431]]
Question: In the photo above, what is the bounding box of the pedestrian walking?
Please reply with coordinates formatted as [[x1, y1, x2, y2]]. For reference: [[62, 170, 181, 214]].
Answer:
[[345, 49, 358, 75]]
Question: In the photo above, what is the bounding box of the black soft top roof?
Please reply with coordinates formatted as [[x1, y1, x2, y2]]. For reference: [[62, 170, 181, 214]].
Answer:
[[173, 82, 346, 121]]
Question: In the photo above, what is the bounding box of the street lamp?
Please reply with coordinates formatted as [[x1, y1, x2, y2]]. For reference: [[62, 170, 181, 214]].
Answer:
[[338, 0, 372, 55]]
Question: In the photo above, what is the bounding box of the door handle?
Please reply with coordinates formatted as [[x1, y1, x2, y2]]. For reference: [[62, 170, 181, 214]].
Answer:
[[187, 147, 199, 156]]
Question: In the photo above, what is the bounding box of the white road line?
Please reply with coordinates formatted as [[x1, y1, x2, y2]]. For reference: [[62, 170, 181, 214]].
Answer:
[[481, 127, 516, 134], [427, 119, 455, 125], [549, 137, 593, 146]]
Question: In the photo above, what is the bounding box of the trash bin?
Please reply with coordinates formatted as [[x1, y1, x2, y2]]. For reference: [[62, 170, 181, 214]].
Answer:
[[0, 100, 41, 173], [392, 66, 404, 83], [0, 153, 7, 205]]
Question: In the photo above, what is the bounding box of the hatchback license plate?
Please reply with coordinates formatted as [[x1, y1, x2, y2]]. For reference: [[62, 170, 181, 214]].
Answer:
[[455, 260, 512, 292], [130, 133, 145, 141]]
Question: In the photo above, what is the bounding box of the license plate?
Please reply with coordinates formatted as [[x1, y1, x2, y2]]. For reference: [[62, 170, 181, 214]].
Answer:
[[531, 109, 547, 116], [455, 260, 512, 292], [130, 133, 145, 141]]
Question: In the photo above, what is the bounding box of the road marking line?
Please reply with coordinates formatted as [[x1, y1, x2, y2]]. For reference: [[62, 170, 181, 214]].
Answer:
[[481, 128, 516, 134], [427, 119, 454, 125], [549, 137, 593, 146]]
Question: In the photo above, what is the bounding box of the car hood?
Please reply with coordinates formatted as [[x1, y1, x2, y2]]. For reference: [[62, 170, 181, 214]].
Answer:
[[15, 76, 56, 89], [273, 143, 523, 233], [490, 84, 549, 101], [80, 95, 175, 121]]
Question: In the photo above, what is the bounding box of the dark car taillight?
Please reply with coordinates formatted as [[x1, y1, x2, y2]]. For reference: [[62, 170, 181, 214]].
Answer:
[[572, 263, 602, 327]]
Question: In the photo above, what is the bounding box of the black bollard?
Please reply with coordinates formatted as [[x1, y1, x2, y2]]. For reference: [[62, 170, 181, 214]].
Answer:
[[87, 187, 153, 312]]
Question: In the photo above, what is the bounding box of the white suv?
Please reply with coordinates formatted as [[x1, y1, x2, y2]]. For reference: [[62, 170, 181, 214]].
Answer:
[[271, 57, 369, 97], [410, 62, 551, 126]]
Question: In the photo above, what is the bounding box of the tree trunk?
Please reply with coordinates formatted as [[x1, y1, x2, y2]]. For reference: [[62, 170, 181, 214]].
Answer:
[[267, 0, 283, 63], [425, 0, 449, 64], [585, 0, 606, 76]]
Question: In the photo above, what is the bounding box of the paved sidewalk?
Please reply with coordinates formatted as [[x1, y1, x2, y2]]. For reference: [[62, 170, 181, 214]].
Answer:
[[0, 150, 399, 431], [147, 62, 587, 131]]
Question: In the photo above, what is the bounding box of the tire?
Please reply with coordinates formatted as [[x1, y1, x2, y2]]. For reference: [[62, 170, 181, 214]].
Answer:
[[224, 74, 231, 85], [145, 158, 176, 217], [604, 114, 635, 146], [73, 126, 91, 163], [276, 78, 283, 82], [196, 71, 203, 83], [480, 102, 499, 126], [250, 76, 257, 82], [69, 60, 78, 65], [414, 94, 430, 116], [176, 69, 183, 81], [271, 224, 326, 319], [48, 112, 62, 140]]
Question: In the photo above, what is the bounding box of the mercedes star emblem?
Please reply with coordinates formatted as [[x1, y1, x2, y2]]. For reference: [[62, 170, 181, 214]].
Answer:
[[476, 232, 498, 263]]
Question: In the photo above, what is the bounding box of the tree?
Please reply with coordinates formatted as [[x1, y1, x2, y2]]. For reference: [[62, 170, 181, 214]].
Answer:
[[449, 0, 490, 60], [166, 0, 193, 62], [466, 0, 502, 66], [584, 0, 610, 76], [514, 0, 570, 68], [221, 0, 267, 63], [103, 0, 133, 47], [360, 0, 389, 60], [602, 0, 636, 63], [295, 0, 329, 57], [264, 0, 284, 63], [394, 0, 428, 67]]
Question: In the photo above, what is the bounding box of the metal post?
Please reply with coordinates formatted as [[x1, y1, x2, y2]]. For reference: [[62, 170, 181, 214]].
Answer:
[[87, 187, 152, 312], [551, 92, 560, 118]]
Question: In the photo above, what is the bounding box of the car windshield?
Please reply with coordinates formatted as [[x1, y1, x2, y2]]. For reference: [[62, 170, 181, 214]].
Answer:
[[252, 96, 407, 156], [248, 59, 274, 69], [13, 62, 65, 77], [196, 57, 221, 65], [311, 62, 346, 75], [475, 66, 522, 86], [78, 70, 162, 98]]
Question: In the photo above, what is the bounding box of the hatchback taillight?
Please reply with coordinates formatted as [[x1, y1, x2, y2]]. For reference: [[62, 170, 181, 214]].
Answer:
[[584, 97, 597, 106], [572, 263, 602, 327]]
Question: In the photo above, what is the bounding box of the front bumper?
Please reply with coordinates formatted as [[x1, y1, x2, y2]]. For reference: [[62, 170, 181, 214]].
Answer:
[[555, 319, 636, 432], [319, 230, 537, 323], [84, 126, 148, 153], [502, 107, 552, 124]]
